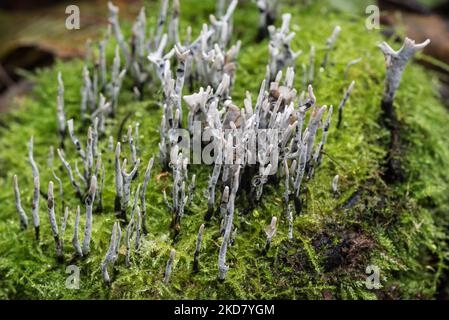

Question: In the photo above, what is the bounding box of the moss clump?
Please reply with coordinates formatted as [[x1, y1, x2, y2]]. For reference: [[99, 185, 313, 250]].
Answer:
[[0, 0, 448, 299]]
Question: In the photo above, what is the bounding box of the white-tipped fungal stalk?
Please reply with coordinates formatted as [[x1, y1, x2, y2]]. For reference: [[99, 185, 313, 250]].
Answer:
[[56, 72, 66, 145], [47, 181, 63, 261], [264, 216, 277, 253], [115, 142, 124, 219], [193, 224, 205, 273], [164, 248, 176, 284], [218, 167, 240, 280], [121, 158, 141, 219], [379, 37, 430, 105], [57, 148, 82, 199], [140, 157, 154, 234], [337, 81, 355, 129], [82, 176, 97, 256], [72, 205, 83, 257], [102, 221, 120, 286], [332, 174, 339, 196], [32, 176, 40, 240], [108, 2, 131, 67], [13, 175, 28, 230], [322, 25, 341, 69]]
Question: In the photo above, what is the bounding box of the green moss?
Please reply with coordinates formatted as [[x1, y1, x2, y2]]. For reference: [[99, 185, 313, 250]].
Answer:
[[0, 0, 448, 300]]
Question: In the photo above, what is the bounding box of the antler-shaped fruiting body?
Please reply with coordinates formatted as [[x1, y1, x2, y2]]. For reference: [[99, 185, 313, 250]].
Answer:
[[13, 175, 28, 230], [82, 176, 97, 256], [378, 37, 430, 182], [267, 13, 301, 79], [379, 37, 430, 105], [121, 158, 141, 221], [193, 224, 205, 273]]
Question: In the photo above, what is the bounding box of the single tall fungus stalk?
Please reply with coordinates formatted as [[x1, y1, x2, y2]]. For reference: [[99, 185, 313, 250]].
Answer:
[[378, 37, 430, 182]]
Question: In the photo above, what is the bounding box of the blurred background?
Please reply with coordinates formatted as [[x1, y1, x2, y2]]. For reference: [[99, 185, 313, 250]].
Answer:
[[0, 0, 448, 112]]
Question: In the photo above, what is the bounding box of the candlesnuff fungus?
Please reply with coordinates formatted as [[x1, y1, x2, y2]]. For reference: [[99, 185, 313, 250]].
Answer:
[[155, 0, 169, 47], [135, 204, 142, 250], [332, 174, 339, 196], [127, 125, 137, 167], [114, 142, 124, 220], [102, 221, 121, 286], [255, 0, 278, 41], [57, 148, 83, 200], [140, 157, 154, 234], [310, 105, 333, 177], [28, 136, 39, 180], [188, 174, 196, 206], [287, 208, 293, 240], [344, 58, 362, 78], [80, 66, 93, 118], [52, 168, 64, 210], [321, 25, 341, 69], [267, 13, 301, 79], [82, 176, 97, 256], [32, 176, 40, 240], [378, 37, 430, 182], [56, 72, 66, 147], [67, 119, 86, 162], [164, 248, 176, 284], [47, 181, 63, 261], [336, 81, 355, 129], [379, 37, 430, 105], [29, 135, 40, 237], [193, 224, 205, 273], [308, 45, 315, 85], [121, 158, 141, 219], [72, 206, 83, 257], [59, 206, 70, 258], [264, 216, 277, 253], [218, 167, 240, 280], [108, 1, 131, 67], [205, 161, 222, 221], [13, 175, 28, 230], [169, 0, 180, 45], [124, 211, 134, 267], [219, 186, 230, 235]]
